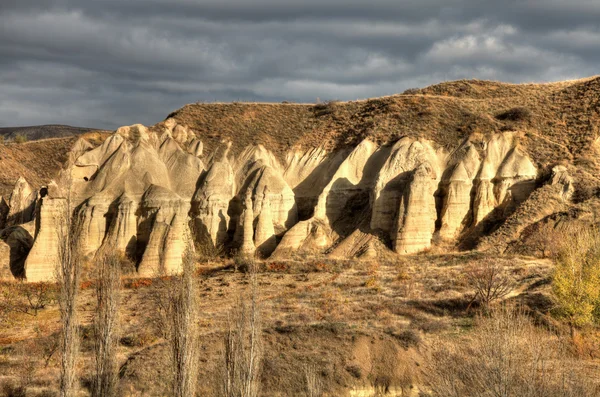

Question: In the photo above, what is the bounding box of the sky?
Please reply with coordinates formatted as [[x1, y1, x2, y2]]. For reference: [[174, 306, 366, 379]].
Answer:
[[0, 0, 598, 130]]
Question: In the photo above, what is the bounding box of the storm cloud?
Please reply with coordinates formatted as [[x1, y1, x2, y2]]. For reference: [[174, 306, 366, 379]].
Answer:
[[0, 0, 598, 129]]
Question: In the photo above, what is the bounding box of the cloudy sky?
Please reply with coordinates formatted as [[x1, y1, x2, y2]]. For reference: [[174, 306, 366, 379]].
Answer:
[[0, 0, 598, 129]]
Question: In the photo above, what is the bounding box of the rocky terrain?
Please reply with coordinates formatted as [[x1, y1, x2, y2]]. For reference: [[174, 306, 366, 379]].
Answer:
[[1, 77, 600, 281]]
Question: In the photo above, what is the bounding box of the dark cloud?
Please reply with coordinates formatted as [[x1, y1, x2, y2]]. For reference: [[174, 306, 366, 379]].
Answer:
[[0, 0, 597, 129]]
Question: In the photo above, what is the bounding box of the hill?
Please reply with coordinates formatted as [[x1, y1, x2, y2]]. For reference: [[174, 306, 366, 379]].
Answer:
[[0, 131, 111, 197], [0, 124, 104, 142], [165, 76, 600, 192]]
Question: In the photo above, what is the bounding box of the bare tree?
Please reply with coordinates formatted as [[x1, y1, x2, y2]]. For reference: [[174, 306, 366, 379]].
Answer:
[[465, 259, 514, 309], [219, 262, 263, 397], [92, 247, 121, 397], [56, 193, 82, 397], [166, 246, 201, 397], [304, 364, 323, 397]]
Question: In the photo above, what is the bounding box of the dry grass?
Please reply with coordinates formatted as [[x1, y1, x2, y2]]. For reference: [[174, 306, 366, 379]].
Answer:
[[1, 253, 598, 396], [424, 306, 600, 397]]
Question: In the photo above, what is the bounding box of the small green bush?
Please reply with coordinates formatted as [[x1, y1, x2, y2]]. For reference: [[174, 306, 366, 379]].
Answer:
[[552, 227, 600, 327], [14, 134, 28, 144]]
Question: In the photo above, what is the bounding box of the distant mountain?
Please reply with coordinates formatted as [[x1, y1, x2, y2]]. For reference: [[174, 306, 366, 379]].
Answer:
[[0, 124, 102, 141]]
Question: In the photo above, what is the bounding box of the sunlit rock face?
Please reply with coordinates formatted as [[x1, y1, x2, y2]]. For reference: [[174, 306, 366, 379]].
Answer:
[[6, 177, 37, 226], [438, 145, 480, 240], [137, 185, 191, 277], [192, 160, 234, 248], [471, 132, 535, 224], [23, 196, 65, 282], [393, 163, 439, 254], [2, 121, 546, 280], [370, 138, 442, 235]]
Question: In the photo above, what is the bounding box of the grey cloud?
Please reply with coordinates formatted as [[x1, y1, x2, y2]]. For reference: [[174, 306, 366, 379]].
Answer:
[[0, 0, 597, 129]]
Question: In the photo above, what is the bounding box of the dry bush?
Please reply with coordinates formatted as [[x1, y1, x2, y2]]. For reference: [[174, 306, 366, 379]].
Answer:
[[424, 306, 600, 397], [465, 259, 514, 309], [233, 253, 257, 273], [56, 194, 82, 397], [552, 226, 600, 328], [366, 340, 416, 397], [166, 247, 201, 397], [312, 100, 339, 117], [572, 180, 598, 203], [0, 282, 57, 320], [17, 282, 57, 316], [218, 262, 263, 397], [91, 248, 121, 397], [519, 220, 564, 258]]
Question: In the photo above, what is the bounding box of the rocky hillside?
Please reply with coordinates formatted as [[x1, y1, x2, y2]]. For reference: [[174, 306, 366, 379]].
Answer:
[[1, 76, 599, 281]]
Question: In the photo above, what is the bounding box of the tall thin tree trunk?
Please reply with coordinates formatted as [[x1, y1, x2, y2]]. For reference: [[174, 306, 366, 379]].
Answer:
[[169, 246, 200, 397], [92, 247, 121, 397], [56, 186, 81, 397], [220, 261, 262, 397]]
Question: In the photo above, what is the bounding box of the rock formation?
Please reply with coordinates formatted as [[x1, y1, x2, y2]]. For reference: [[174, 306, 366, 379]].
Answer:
[[438, 145, 480, 239], [0, 119, 551, 281], [393, 162, 439, 254], [6, 177, 37, 226], [23, 196, 66, 282]]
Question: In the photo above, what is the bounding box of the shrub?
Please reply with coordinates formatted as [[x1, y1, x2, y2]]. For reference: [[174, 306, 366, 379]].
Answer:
[[495, 107, 532, 122], [312, 100, 339, 117], [424, 306, 599, 397], [1, 381, 26, 397], [552, 227, 600, 328], [233, 253, 257, 273], [1, 282, 58, 317], [401, 88, 421, 95], [465, 259, 514, 309], [572, 180, 598, 203], [13, 134, 27, 144], [386, 328, 421, 349]]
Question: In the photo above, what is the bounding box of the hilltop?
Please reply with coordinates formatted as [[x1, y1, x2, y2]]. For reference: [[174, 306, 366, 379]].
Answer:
[[165, 76, 600, 196], [0, 124, 103, 142]]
